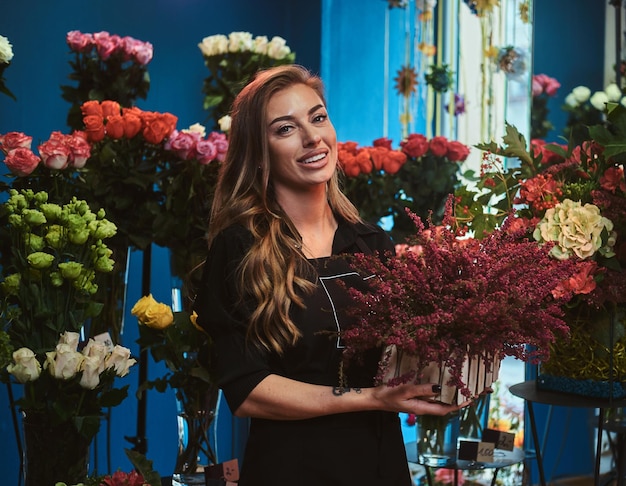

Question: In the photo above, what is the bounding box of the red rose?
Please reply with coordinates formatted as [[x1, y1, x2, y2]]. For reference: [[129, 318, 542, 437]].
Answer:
[[373, 137, 393, 150], [446, 140, 470, 162], [429, 136, 448, 157], [400, 133, 428, 159]]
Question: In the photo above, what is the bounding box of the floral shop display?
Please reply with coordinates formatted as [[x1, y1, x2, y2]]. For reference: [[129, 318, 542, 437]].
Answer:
[[456, 103, 626, 398], [62, 30, 153, 130], [0, 189, 137, 486], [338, 134, 469, 242], [198, 31, 295, 130], [131, 294, 217, 485]]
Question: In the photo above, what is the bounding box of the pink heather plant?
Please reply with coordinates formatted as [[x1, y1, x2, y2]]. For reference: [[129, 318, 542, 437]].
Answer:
[[341, 199, 582, 400]]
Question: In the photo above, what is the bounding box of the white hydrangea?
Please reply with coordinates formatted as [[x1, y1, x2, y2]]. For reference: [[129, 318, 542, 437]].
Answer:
[[0, 35, 14, 64]]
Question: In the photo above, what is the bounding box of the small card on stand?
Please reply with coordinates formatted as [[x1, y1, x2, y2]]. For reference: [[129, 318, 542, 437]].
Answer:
[[457, 440, 495, 463], [205, 458, 239, 485], [482, 428, 516, 451]]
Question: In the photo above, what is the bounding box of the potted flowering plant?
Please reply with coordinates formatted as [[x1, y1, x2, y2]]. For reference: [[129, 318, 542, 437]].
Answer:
[[455, 102, 626, 397], [0, 34, 15, 100], [198, 31, 296, 129], [338, 134, 469, 242], [341, 199, 580, 403], [0, 188, 137, 486], [131, 294, 217, 483], [62, 30, 153, 130]]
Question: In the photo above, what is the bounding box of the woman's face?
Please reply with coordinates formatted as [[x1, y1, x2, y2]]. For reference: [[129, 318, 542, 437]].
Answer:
[[265, 83, 337, 198]]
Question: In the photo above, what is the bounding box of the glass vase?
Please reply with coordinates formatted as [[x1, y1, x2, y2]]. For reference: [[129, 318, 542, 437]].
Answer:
[[22, 410, 91, 486], [458, 392, 490, 442], [171, 387, 219, 486], [416, 411, 459, 467]]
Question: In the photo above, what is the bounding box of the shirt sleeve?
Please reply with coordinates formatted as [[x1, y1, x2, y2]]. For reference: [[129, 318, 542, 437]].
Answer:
[[193, 226, 271, 413]]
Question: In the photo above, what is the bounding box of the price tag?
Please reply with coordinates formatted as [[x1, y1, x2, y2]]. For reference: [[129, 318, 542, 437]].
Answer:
[[205, 458, 239, 483], [458, 440, 495, 463], [483, 428, 516, 451], [94, 332, 114, 352]]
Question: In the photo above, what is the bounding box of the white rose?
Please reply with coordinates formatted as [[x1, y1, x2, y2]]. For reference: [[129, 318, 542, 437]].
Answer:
[[0, 35, 14, 64], [104, 345, 136, 377], [80, 355, 102, 390], [228, 31, 254, 53], [621, 97, 626, 108], [81, 338, 108, 374], [605, 83, 623, 102], [218, 115, 232, 133], [564, 93, 578, 108], [58, 331, 80, 351], [590, 91, 609, 111], [252, 35, 269, 55], [183, 122, 206, 137], [7, 348, 41, 383], [266, 36, 291, 60], [198, 34, 228, 57], [571, 86, 591, 104], [45, 344, 84, 380]]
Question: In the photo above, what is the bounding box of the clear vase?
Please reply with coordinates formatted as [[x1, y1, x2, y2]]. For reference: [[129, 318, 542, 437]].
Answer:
[[458, 392, 490, 442], [22, 410, 91, 486], [416, 412, 459, 467], [171, 387, 219, 486]]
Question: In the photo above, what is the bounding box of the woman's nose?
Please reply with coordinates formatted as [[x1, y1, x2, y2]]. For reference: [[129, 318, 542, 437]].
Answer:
[[303, 130, 321, 146]]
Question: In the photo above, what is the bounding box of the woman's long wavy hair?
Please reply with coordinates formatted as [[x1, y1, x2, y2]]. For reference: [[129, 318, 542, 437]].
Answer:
[[207, 64, 361, 354]]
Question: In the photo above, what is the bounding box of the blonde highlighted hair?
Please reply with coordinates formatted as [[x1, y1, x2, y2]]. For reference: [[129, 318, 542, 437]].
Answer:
[[208, 64, 361, 354]]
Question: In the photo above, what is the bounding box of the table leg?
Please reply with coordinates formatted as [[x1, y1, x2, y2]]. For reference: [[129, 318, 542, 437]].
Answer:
[[425, 465, 433, 486], [527, 401, 547, 486], [490, 468, 499, 486], [596, 410, 604, 486]]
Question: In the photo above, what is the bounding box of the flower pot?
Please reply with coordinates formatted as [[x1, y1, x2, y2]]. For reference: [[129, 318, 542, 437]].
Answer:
[[383, 345, 501, 404], [416, 412, 459, 467], [538, 305, 626, 398], [22, 410, 91, 486]]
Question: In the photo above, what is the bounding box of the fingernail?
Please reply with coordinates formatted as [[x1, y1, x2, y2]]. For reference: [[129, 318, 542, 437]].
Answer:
[[432, 384, 442, 393]]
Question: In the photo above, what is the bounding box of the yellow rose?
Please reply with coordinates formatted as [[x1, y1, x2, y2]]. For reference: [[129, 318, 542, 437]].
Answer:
[[131, 294, 174, 330]]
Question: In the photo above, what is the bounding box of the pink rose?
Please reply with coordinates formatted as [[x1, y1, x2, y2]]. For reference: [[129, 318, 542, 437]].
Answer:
[[195, 139, 218, 164], [123, 37, 154, 65], [400, 133, 429, 159], [429, 136, 449, 157], [0, 132, 33, 153], [65, 132, 92, 168], [208, 132, 229, 162], [446, 140, 470, 162], [38, 136, 71, 170], [3, 147, 40, 176], [93, 31, 120, 60], [66, 30, 94, 53], [166, 131, 197, 160]]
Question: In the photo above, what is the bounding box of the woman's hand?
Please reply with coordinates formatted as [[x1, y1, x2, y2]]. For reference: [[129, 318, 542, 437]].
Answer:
[[371, 382, 470, 416]]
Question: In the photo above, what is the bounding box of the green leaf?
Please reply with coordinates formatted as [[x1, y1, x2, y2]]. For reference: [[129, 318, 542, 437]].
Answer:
[[125, 449, 162, 486]]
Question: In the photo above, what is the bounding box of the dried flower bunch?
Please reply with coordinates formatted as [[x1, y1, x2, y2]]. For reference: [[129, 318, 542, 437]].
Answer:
[[341, 200, 581, 401]]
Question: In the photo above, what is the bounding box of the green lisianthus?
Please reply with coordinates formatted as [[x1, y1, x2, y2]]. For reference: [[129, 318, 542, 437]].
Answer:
[[27, 252, 55, 269], [49, 271, 64, 287], [24, 233, 44, 252], [40, 203, 63, 221], [88, 219, 117, 239], [58, 262, 83, 279], [45, 225, 65, 249], [22, 209, 46, 226], [0, 273, 21, 295]]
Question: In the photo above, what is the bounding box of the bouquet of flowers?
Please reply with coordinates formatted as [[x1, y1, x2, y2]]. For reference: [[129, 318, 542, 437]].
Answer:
[[338, 134, 469, 242], [562, 83, 625, 146], [455, 103, 626, 391], [131, 294, 217, 475], [341, 199, 581, 403], [198, 31, 296, 129], [531, 73, 560, 139], [0, 34, 15, 100], [62, 30, 153, 130], [155, 122, 228, 306], [0, 188, 136, 485]]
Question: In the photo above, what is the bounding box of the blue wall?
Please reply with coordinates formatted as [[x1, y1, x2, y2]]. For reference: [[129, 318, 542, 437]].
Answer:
[[0, 0, 320, 482]]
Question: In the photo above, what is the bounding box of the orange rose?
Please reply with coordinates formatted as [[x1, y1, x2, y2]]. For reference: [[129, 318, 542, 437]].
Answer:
[[381, 150, 407, 174], [81, 100, 103, 117], [101, 100, 121, 118], [123, 113, 142, 138], [83, 115, 105, 142], [105, 115, 125, 139], [143, 117, 173, 145]]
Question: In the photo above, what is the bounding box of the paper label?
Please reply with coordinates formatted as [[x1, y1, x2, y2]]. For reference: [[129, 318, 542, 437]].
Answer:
[[458, 440, 495, 462], [483, 428, 516, 451]]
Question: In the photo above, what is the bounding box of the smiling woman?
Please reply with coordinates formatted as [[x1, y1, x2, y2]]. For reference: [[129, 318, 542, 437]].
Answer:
[[192, 64, 465, 486]]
